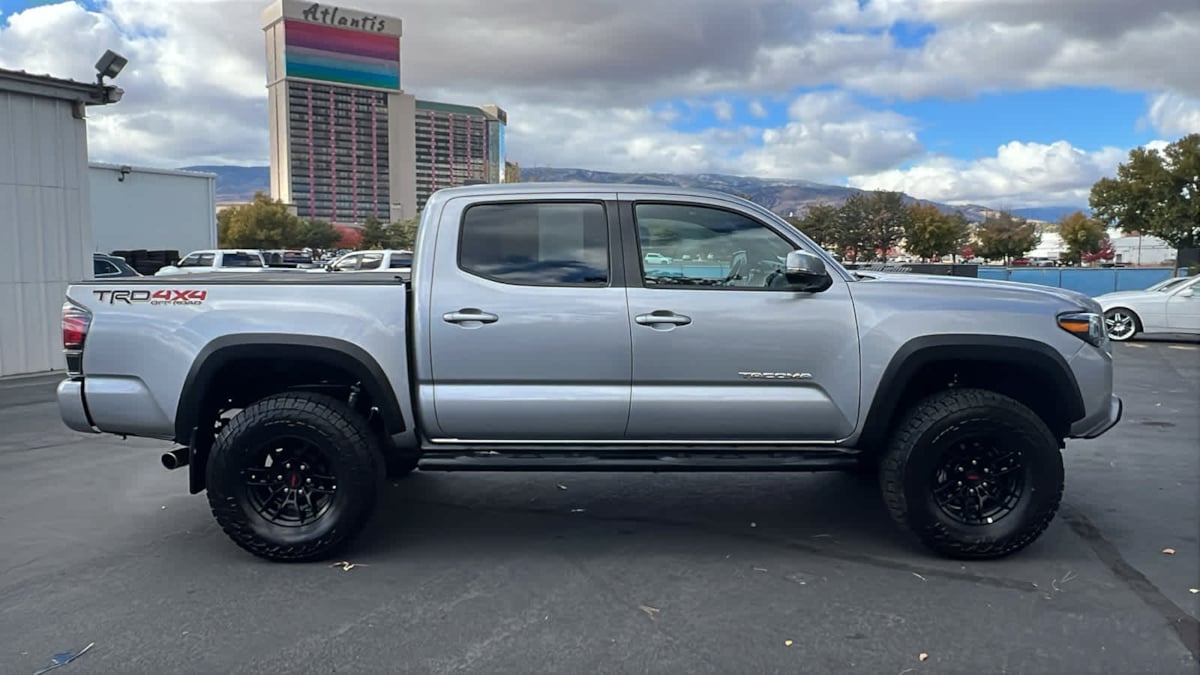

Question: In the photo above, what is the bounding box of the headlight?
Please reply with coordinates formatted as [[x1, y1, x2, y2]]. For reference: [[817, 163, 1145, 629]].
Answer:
[[1058, 311, 1106, 347]]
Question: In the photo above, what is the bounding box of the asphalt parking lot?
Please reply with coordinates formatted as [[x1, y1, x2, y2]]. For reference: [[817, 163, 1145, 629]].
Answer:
[[1, 338, 1197, 674]]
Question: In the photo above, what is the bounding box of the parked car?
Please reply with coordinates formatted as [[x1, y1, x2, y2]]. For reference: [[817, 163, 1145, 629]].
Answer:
[[1095, 274, 1200, 341], [644, 252, 672, 264], [154, 250, 267, 276], [56, 183, 1120, 563], [316, 249, 413, 273], [93, 253, 141, 278]]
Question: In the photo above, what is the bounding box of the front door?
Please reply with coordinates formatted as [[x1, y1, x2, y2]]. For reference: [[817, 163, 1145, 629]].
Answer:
[[426, 195, 633, 441], [620, 196, 861, 442], [1166, 276, 1200, 331]]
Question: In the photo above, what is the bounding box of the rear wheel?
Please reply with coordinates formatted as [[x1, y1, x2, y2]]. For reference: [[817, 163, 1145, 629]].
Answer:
[[1104, 308, 1139, 341], [879, 388, 1064, 559], [206, 391, 381, 562]]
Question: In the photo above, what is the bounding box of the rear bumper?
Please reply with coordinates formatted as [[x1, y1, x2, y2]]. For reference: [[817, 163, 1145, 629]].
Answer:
[[57, 378, 98, 433], [1069, 394, 1123, 439]]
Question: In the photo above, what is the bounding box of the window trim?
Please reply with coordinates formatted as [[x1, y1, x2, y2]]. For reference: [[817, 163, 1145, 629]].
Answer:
[[624, 199, 811, 292], [455, 199, 620, 289]]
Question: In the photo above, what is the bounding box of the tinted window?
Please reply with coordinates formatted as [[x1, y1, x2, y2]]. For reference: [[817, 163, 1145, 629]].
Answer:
[[633, 203, 794, 289], [389, 254, 413, 268], [94, 259, 119, 276], [196, 253, 216, 267], [178, 254, 202, 267], [459, 202, 608, 286]]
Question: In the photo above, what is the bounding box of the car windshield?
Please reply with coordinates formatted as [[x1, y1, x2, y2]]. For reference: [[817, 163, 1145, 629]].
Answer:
[[1148, 277, 1187, 292]]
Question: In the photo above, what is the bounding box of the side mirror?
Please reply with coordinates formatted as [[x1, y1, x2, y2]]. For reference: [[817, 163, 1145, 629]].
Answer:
[[1179, 288, 1194, 298], [784, 250, 833, 292]]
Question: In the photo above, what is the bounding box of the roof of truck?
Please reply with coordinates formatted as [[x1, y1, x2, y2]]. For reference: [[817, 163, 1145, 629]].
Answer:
[[426, 181, 753, 204]]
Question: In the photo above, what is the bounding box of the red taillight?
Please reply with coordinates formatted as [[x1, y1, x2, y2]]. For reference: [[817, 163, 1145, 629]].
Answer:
[[62, 302, 91, 351]]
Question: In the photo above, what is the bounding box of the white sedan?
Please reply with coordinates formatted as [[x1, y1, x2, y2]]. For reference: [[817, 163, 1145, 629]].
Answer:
[[1095, 274, 1200, 341]]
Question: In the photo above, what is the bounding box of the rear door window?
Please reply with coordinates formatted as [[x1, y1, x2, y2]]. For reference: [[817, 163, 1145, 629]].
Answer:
[[458, 202, 609, 286]]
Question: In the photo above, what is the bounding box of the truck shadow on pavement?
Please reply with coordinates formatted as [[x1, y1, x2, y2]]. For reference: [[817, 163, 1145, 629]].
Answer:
[[348, 470, 1056, 592]]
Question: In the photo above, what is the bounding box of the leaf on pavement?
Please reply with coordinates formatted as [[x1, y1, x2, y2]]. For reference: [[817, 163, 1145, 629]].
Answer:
[[1162, 548, 1176, 555], [330, 561, 368, 571], [784, 639, 793, 647], [919, 652, 929, 662], [639, 605, 660, 620]]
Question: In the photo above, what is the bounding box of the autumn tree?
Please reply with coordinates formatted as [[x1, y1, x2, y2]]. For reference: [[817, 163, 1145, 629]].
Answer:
[[1082, 239, 1115, 264], [1058, 211, 1107, 264], [973, 212, 1041, 264], [1089, 133, 1200, 250], [219, 192, 303, 249], [905, 203, 971, 261]]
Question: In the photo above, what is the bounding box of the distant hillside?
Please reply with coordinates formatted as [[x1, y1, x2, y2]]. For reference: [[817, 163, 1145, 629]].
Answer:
[[182, 163, 1086, 222], [180, 165, 269, 202], [519, 167, 1003, 221]]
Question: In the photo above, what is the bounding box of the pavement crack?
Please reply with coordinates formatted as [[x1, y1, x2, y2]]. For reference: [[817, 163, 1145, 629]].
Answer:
[[1060, 504, 1200, 661]]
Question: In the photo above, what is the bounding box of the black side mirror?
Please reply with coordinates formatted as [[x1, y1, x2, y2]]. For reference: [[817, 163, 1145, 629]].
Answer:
[[784, 250, 833, 292]]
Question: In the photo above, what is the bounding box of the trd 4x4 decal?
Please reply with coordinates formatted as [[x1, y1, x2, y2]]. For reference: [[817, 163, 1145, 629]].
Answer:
[[93, 289, 208, 305]]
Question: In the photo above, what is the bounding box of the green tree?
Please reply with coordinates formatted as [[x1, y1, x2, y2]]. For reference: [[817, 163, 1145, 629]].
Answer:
[[905, 202, 971, 261], [386, 216, 421, 250], [1058, 211, 1107, 265], [220, 192, 303, 249], [834, 194, 871, 262], [973, 212, 1041, 264], [851, 190, 911, 262], [358, 216, 390, 249], [789, 203, 840, 250], [1089, 133, 1200, 250]]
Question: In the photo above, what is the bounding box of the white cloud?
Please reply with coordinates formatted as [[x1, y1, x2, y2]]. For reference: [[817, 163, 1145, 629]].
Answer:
[[848, 140, 1129, 207], [0, 0, 1196, 207], [1143, 92, 1200, 137]]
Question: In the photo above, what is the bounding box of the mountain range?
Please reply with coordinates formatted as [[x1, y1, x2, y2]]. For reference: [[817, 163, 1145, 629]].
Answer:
[[181, 164, 1088, 223]]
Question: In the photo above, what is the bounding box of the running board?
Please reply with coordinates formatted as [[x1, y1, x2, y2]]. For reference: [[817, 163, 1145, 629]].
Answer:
[[416, 448, 861, 472]]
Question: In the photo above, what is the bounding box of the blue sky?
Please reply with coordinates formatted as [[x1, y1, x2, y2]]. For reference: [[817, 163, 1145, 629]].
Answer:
[[1, 0, 1197, 208]]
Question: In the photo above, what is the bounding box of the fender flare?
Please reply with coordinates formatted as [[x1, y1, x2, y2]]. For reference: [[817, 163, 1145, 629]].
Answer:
[[857, 334, 1085, 449], [174, 333, 406, 444]]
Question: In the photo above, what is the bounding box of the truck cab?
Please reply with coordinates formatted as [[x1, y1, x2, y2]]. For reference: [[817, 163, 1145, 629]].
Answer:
[[155, 249, 267, 275]]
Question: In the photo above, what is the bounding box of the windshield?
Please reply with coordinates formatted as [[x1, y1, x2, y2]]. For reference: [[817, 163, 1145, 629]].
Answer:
[[1148, 277, 1187, 292]]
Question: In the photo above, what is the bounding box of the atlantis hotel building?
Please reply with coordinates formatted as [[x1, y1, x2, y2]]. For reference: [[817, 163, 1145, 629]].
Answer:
[[261, 1, 507, 224]]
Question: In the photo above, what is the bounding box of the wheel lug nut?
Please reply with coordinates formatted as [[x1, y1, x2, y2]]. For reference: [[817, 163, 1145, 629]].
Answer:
[[276, 475, 283, 480], [300, 464, 307, 470], [285, 463, 292, 469], [306, 477, 312, 484]]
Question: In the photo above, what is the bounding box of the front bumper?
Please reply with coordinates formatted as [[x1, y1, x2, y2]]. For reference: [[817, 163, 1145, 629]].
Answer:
[[57, 378, 98, 434], [1069, 394, 1123, 439]]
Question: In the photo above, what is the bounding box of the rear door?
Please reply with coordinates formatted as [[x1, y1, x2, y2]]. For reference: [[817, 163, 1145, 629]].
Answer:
[[618, 194, 861, 442], [424, 193, 633, 441]]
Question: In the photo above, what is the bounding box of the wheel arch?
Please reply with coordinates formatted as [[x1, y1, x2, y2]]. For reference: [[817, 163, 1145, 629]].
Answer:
[[175, 334, 407, 480], [857, 334, 1086, 450]]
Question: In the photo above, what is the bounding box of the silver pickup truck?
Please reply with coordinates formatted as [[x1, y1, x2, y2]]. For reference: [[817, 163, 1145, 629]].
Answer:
[[56, 183, 1122, 562]]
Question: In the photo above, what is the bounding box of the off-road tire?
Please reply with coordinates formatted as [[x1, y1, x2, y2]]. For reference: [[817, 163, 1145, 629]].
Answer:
[[206, 391, 381, 562], [879, 388, 1064, 559]]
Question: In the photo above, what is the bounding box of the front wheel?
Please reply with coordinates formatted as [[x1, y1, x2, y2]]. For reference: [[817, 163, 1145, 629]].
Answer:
[[879, 388, 1064, 559], [206, 391, 381, 562], [1104, 308, 1139, 341]]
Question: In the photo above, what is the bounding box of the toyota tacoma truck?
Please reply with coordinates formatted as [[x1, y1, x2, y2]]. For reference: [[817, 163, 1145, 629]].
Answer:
[[56, 183, 1122, 562]]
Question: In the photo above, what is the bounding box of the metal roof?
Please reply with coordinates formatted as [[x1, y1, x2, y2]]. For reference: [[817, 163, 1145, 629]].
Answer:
[[425, 181, 750, 203], [0, 67, 122, 106]]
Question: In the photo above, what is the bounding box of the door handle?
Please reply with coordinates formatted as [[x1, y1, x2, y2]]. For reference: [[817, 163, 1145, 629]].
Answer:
[[443, 308, 499, 324], [635, 311, 692, 327]]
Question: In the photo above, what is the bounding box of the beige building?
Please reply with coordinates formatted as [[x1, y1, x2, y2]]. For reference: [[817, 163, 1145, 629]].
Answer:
[[261, 0, 508, 224]]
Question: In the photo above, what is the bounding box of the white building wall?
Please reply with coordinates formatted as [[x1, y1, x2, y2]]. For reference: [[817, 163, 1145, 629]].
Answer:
[[0, 90, 93, 377], [88, 164, 217, 255]]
